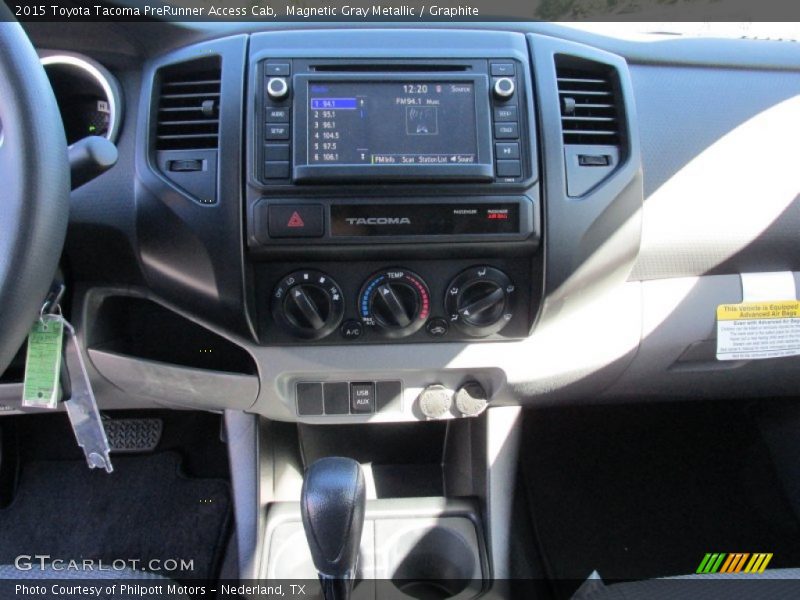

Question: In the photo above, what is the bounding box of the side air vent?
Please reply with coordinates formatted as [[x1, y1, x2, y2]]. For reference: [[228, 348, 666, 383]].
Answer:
[[556, 56, 620, 146], [156, 56, 221, 151]]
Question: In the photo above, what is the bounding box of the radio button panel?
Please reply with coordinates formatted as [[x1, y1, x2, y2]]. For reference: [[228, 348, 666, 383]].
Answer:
[[260, 60, 294, 184]]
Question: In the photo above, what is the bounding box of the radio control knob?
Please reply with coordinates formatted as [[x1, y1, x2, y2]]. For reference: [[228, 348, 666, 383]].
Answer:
[[445, 266, 515, 337], [272, 270, 344, 340], [493, 77, 515, 100], [267, 77, 289, 101], [418, 385, 453, 420]]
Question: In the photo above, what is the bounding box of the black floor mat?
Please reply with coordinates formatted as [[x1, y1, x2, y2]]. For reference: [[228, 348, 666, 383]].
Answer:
[[521, 402, 800, 595], [0, 451, 230, 581]]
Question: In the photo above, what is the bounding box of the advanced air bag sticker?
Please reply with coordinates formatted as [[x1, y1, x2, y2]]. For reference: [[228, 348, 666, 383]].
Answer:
[[716, 301, 800, 360]]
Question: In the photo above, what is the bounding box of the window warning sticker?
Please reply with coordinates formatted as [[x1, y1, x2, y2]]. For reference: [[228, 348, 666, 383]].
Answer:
[[716, 301, 800, 361]]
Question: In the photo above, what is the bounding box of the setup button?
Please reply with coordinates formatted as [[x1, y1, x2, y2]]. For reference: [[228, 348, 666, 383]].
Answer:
[[265, 124, 290, 140], [493, 106, 518, 122]]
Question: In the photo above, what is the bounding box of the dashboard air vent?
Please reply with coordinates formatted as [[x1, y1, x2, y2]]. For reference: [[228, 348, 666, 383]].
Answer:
[[155, 56, 221, 151], [556, 57, 620, 146]]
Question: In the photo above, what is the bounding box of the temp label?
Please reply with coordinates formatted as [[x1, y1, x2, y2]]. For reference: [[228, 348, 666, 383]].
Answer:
[[716, 301, 800, 360]]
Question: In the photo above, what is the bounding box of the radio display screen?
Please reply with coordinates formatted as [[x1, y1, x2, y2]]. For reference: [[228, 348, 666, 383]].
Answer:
[[306, 81, 478, 166]]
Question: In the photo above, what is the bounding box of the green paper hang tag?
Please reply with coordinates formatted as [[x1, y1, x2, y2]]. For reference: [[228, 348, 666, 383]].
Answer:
[[22, 314, 65, 409]]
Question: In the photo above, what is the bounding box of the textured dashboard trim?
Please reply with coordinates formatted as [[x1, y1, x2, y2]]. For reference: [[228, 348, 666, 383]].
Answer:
[[528, 34, 643, 323], [629, 64, 800, 281], [134, 34, 255, 338]]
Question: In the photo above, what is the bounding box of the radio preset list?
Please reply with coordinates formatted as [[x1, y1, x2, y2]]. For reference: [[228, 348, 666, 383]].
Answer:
[[305, 81, 478, 167]]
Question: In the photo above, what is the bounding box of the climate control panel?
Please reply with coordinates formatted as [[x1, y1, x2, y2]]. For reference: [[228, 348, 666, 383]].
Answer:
[[257, 258, 537, 345]]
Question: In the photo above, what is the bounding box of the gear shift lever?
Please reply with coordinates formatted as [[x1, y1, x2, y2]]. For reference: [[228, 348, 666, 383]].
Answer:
[[301, 457, 366, 600]]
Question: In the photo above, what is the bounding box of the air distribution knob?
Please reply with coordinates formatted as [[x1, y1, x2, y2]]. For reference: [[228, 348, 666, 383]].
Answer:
[[272, 270, 344, 340], [445, 266, 516, 337], [359, 269, 431, 339]]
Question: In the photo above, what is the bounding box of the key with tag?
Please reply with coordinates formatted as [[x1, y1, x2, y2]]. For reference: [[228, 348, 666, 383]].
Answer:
[[22, 286, 113, 473], [22, 315, 65, 409]]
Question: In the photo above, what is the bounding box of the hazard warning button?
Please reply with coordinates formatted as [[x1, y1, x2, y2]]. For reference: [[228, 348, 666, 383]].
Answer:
[[268, 204, 324, 238]]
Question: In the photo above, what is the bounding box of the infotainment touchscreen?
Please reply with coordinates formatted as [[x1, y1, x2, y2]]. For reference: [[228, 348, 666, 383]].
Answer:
[[306, 81, 478, 166]]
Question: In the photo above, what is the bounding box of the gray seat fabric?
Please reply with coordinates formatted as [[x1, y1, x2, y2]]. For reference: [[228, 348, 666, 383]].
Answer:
[[574, 568, 800, 600], [0, 564, 189, 599]]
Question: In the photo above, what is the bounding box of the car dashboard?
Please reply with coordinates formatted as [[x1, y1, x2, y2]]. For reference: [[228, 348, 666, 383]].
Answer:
[[1, 21, 799, 426]]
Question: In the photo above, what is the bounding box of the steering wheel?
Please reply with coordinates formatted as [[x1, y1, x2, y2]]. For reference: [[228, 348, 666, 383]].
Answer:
[[0, 14, 70, 375]]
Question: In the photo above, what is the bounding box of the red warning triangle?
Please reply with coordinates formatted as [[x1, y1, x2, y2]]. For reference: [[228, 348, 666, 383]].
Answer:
[[286, 211, 305, 228]]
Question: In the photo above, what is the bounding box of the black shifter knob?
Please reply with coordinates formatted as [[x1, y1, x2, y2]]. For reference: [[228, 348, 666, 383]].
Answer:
[[301, 457, 366, 600]]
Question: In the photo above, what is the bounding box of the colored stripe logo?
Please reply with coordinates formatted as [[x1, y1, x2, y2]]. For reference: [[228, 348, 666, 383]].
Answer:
[[696, 553, 773, 574]]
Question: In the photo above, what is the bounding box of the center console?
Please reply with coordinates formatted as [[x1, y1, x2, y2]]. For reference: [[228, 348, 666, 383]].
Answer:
[[245, 31, 542, 354]]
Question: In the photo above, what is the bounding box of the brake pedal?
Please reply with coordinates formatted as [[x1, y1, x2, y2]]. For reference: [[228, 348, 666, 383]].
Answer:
[[104, 418, 163, 453]]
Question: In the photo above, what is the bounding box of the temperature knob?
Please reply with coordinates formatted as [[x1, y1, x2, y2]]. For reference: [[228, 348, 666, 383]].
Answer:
[[445, 266, 515, 337], [359, 268, 431, 339], [272, 270, 344, 340]]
